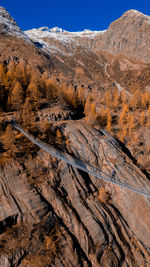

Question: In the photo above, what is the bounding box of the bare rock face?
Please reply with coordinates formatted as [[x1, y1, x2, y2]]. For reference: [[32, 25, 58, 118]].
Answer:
[[0, 254, 10, 267], [93, 10, 150, 63], [0, 121, 150, 266], [0, 160, 47, 225]]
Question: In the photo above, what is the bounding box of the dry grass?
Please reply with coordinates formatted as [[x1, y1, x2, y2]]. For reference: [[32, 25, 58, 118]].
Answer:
[[21, 225, 60, 267], [0, 216, 61, 266], [0, 224, 29, 257]]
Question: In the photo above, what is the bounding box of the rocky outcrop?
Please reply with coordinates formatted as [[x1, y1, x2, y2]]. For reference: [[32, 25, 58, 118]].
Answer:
[[37, 105, 74, 122], [0, 120, 150, 266], [93, 10, 150, 63]]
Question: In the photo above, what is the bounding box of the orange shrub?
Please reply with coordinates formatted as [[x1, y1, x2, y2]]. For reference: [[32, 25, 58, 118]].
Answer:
[[98, 187, 111, 203]]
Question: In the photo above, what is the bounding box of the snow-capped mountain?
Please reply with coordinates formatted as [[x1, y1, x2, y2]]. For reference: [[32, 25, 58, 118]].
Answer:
[[25, 9, 150, 63], [37, 26, 100, 34], [0, 6, 54, 71], [0, 6, 149, 94], [25, 26, 104, 38], [25, 26, 105, 56]]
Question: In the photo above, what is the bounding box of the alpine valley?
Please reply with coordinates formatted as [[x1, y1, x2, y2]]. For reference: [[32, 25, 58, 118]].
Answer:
[[0, 6, 150, 267]]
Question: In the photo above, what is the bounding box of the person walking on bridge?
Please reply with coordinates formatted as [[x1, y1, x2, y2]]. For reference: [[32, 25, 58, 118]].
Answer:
[[111, 169, 116, 180]]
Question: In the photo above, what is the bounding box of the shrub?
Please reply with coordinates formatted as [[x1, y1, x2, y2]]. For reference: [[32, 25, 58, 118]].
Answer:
[[98, 187, 111, 203]]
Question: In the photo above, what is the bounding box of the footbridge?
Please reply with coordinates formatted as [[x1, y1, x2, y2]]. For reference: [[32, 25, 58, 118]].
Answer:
[[11, 121, 150, 198]]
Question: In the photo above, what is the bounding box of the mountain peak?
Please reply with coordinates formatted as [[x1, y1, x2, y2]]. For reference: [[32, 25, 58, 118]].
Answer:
[[122, 9, 150, 21], [124, 9, 143, 15], [0, 6, 18, 27], [38, 26, 65, 33], [0, 6, 30, 41], [49, 27, 65, 33]]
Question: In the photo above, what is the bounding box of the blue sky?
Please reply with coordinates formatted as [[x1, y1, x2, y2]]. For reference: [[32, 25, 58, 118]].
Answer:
[[1, 0, 150, 31]]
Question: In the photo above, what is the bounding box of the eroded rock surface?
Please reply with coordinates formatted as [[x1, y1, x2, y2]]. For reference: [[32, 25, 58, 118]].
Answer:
[[0, 120, 150, 266], [92, 10, 150, 63]]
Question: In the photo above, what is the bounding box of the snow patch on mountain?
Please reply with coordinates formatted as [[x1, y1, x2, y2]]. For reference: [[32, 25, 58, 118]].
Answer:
[[33, 37, 74, 56], [0, 6, 30, 41], [40, 26, 66, 33], [25, 26, 106, 54], [25, 28, 79, 45], [25, 26, 106, 40]]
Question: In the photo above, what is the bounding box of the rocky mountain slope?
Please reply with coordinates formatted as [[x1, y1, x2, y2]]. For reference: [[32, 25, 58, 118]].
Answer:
[[0, 6, 150, 92], [0, 6, 29, 40], [24, 9, 150, 93], [26, 9, 150, 63], [94, 10, 150, 63], [0, 119, 150, 266], [0, 6, 150, 267], [0, 7, 54, 73]]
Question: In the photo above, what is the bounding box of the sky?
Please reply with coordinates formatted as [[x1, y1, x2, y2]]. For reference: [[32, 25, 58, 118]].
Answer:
[[1, 0, 150, 31]]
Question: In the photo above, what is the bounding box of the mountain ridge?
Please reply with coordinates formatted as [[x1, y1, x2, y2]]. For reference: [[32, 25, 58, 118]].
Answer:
[[25, 9, 150, 34], [24, 9, 150, 63]]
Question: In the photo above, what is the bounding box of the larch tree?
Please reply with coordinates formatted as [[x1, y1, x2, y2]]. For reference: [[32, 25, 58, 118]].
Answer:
[[121, 89, 128, 107], [128, 114, 137, 130], [129, 89, 141, 110], [22, 97, 35, 126], [0, 63, 7, 85], [15, 61, 27, 86], [8, 60, 16, 73], [119, 104, 129, 126], [46, 78, 57, 101], [27, 81, 42, 102], [141, 92, 150, 109], [84, 96, 95, 122], [11, 81, 24, 110], [106, 109, 112, 132], [1, 125, 16, 159]]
